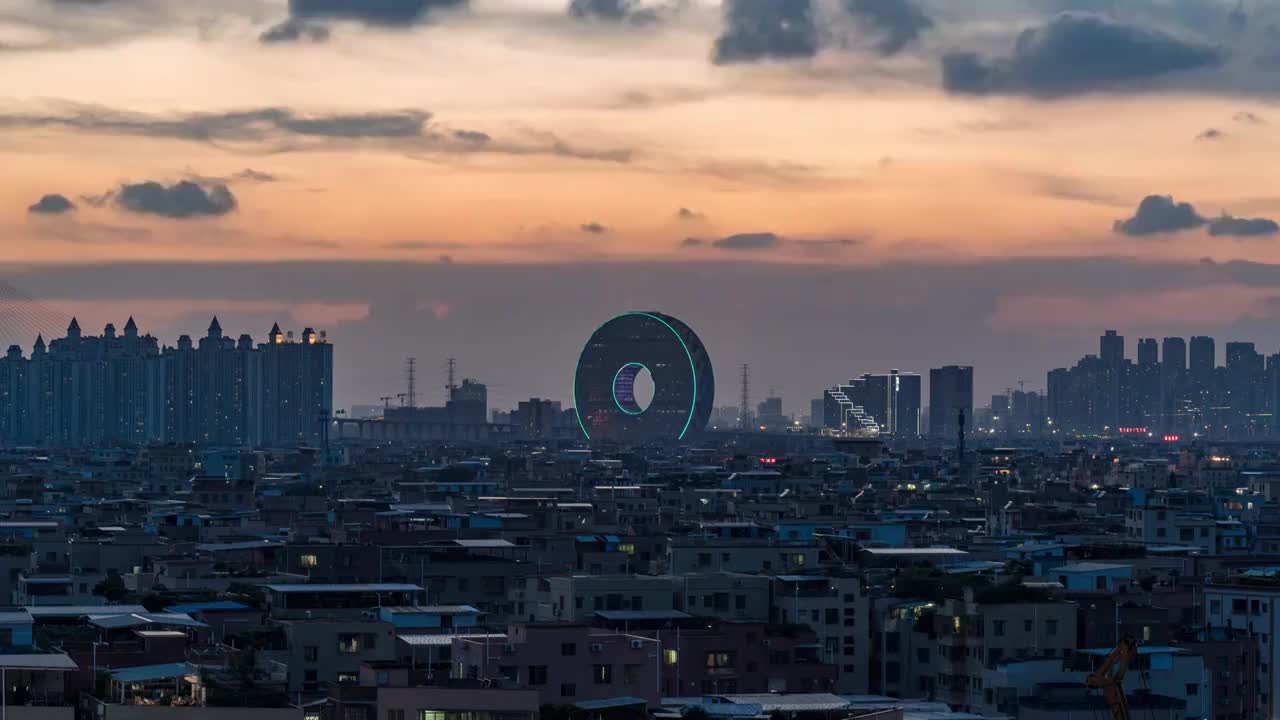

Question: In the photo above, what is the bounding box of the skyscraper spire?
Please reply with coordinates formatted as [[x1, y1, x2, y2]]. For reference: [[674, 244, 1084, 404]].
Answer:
[[67, 317, 81, 339], [124, 316, 138, 338], [208, 316, 222, 338]]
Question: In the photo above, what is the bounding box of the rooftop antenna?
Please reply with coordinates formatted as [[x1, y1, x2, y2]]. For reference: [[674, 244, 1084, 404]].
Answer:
[[379, 396, 393, 411], [739, 364, 750, 430], [406, 357, 417, 409]]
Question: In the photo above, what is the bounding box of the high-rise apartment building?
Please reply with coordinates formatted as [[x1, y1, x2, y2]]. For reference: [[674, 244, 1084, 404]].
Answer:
[[823, 370, 921, 437], [928, 366, 973, 439], [0, 318, 332, 448], [1161, 336, 1187, 427]]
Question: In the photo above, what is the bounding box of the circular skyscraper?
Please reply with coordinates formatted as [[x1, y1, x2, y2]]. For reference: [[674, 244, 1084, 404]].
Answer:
[[574, 312, 714, 443]]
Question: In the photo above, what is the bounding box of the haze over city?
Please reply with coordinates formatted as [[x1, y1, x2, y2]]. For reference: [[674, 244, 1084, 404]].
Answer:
[[5, 0, 1280, 411]]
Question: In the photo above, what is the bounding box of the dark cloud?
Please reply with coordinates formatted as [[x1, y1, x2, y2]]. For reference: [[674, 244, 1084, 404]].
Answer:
[[676, 207, 705, 220], [1197, 128, 1224, 140], [712, 232, 784, 250], [113, 181, 236, 219], [0, 106, 430, 142], [1114, 195, 1205, 236], [941, 52, 996, 94], [580, 222, 608, 235], [1228, 1, 1248, 35], [1208, 215, 1280, 237], [0, 105, 631, 164], [713, 0, 818, 65], [259, 18, 332, 44], [452, 130, 491, 144], [844, 0, 932, 56], [1114, 195, 1280, 238], [286, 0, 465, 26], [27, 194, 75, 215], [568, 0, 659, 24], [942, 12, 1222, 96], [1259, 26, 1280, 68], [686, 232, 860, 252], [794, 237, 860, 248]]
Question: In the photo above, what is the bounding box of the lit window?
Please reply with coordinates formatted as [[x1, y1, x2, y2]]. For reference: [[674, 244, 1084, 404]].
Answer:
[[338, 634, 361, 654], [664, 649, 678, 666], [618, 544, 635, 554], [705, 652, 733, 669], [419, 713, 447, 720], [300, 554, 318, 568]]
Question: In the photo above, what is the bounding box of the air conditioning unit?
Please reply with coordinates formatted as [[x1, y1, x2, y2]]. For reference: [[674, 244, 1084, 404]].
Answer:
[[630, 639, 644, 650], [590, 643, 605, 653]]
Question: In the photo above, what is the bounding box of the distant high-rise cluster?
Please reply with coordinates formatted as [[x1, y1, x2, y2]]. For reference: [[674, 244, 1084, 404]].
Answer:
[[0, 317, 332, 447], [1048, 330, 1279, 438]]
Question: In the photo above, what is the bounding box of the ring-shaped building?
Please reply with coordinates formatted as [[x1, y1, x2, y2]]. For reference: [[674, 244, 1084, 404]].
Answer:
[[573, 312, 714, 443]]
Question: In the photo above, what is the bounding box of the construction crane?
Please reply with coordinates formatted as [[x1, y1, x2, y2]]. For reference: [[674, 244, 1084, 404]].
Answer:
[[1086, 634, 1138, 720]]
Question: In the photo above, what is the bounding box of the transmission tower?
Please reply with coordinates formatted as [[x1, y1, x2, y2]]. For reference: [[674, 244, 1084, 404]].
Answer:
[[739, 364, 751, 430], [406, 357, 417, 409]]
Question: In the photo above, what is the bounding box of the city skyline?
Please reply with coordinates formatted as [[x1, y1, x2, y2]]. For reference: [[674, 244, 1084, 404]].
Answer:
[[18, 306, 1280, 438]]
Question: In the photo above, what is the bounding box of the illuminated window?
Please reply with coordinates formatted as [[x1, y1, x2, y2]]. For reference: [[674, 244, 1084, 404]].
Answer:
[[419, 713, 447, 720], [664, 649, 678, 666], [300, 554, 318, 568], [705, 652, 734, 669], [618, 544, 635, 554], [337, 672, 358, 685], [789, 554, 806, 568], [338, 634, 361, 654], [953, 617, 962, 633]]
